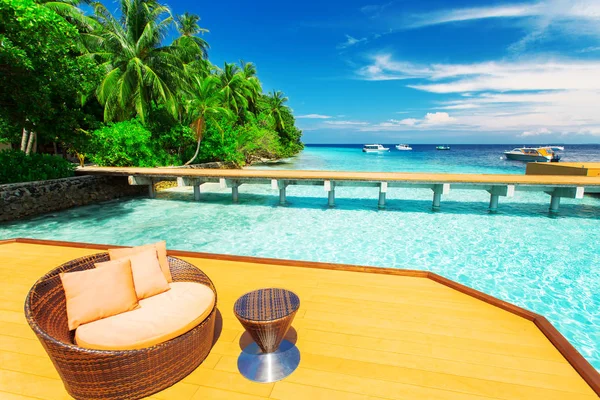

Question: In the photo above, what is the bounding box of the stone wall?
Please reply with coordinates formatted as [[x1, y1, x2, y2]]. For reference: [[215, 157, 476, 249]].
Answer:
[[0, 175, 145, 222]]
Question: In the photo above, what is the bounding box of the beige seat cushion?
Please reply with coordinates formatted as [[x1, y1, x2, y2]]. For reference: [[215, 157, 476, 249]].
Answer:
[[98, 249, 170, 300], [109, 241, 173, 283], [75, 282, 215, 350], [60, 259, 139, 331]]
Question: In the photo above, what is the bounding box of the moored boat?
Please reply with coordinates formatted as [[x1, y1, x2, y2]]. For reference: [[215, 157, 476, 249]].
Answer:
[[504, 146, 562, 162], [395, 144, 412, 151], [362, 144, 390, 153]]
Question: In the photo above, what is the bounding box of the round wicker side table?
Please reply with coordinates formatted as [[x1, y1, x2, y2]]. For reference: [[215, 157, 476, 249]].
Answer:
[[234, 288, 300, 383]]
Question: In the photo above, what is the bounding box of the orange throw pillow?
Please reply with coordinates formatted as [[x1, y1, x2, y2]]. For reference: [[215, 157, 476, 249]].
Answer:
[[98, 249, 170, 300], [108, 241, 172, 282], [60, 259, 139, 331]]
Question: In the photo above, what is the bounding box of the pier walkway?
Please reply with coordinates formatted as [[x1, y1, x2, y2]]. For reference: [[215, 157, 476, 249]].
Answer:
[[78, 167, 600, 213]]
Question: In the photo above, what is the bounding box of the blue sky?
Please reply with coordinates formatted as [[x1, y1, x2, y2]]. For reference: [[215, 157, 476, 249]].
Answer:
[[159, 0, 600, 143]]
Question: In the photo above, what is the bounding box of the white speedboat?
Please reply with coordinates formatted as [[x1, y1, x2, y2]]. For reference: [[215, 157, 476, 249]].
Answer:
[[395, 144, 412, 151], [362, 144, 389, 153], [504, 146, 562, 162]]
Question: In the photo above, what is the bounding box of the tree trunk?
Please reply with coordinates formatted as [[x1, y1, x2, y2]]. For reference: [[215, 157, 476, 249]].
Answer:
[[20, 128, 29, 152], [184, 117, 205, 165], [184, 135, 203, 165], [53, 142, 58, 155], [25, 131, 36, 155]]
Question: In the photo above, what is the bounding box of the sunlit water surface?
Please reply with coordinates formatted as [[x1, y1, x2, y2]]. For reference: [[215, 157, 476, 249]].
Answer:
[[1, 144, 600, 368]]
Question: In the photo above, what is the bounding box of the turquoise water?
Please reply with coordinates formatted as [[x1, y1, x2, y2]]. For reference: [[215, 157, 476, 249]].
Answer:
[[2, 144, 600, 368]]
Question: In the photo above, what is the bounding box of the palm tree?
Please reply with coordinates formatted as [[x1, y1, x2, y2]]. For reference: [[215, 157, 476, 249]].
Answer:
[[37, 0, 98, 33], [174, 13, 211, 86], [89, 0, 185, 123], [217, 63, 250, 116], [184, 76, 233, 165], [239, 61, 261, 115], [174, 12, 209, 60], [264, 90, 289, 131]]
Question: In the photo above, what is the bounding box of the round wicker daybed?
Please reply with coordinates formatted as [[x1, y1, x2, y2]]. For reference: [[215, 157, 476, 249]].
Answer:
[[24, 252, 217, 400]]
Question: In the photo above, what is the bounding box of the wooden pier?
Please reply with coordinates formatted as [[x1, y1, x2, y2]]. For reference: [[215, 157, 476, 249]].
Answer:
[[78, 167, 600, 213]]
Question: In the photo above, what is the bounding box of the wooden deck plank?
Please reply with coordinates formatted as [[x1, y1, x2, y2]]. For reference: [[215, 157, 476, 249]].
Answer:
[[189, 386, 269, 400], [0, 391, 41, 400], [0, 242, 597, 400], [145, 382, 201, 400]]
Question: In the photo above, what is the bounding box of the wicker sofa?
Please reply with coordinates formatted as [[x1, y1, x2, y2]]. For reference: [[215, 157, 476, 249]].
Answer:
[[24, 252, 217, 400]]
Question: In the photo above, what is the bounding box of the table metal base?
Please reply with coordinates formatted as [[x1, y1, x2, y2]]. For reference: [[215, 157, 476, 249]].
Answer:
[[237, 340, 300, 383]]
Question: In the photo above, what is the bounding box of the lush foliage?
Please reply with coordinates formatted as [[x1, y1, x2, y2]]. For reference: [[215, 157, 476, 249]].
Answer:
[[88, 120, 178, 167], [0, 0, 101, 147], [0, 0, 302, 173], [0, 149, 75, 184]]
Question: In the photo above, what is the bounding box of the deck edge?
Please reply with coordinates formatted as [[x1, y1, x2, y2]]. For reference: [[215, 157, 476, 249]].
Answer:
[[5, 237, 600, 395]]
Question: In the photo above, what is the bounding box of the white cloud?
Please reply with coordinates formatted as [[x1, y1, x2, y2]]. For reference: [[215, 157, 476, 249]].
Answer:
[[439, 103, 480, 110], [361, 2, 394, 18], [404, 0, 600, 52], [424, 112, 456, 124], [520, 127, 552, 137], [407, 4, 536, 29], [337, 35, 368, 49], [359, 56, 600, 92], [408, 62, 600, 93], [324, 120, 369, 127], [579, 46, 600, 53], [367, 113, 457, 131], [353, 53, 600, 136], [357, 54, 432, 80], [390, 118, 418, 126], [296, 114, 332, 119]]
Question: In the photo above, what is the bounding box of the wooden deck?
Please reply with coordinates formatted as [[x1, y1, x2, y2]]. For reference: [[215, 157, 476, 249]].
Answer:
[[1, 239, 599, 400]]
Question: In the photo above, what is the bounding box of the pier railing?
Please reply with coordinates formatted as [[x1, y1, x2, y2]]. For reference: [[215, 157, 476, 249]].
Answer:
[[77, 167, 600, 213]]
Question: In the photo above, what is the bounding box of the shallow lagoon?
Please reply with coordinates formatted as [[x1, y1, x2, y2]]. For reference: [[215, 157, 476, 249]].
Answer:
[[1, 144, 600, 368]]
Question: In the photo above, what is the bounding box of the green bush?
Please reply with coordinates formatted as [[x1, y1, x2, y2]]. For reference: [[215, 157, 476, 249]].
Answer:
[[194, 118, 245, 166], [0, 149, 75, 184], [236, 123, 283, 163], [89, 120, 178, 167]]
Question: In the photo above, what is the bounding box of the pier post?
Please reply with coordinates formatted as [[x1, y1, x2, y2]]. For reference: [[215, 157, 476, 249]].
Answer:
[[279, 186, 286, 205], [129, 176, 157, 199], [549, 195, 560, 213], [545, 187, 584, 214], [193, 185, 201, 201], [486, 185, 514, 213], [325, 180, 335, 207], [431, 184, 449, 211], [148, 183, 156, 199], [231, 182, 239, 203], [489, 194, 499, 213], [278, 180, 288, 205], [432, 192, 441, 210], [148, 181, 155, 199], [378, 182, 387, 209]]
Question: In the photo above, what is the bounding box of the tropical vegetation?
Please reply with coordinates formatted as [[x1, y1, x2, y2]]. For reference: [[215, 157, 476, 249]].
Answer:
[[0, 0, 302, 173], [0, 149, 75, 184]]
